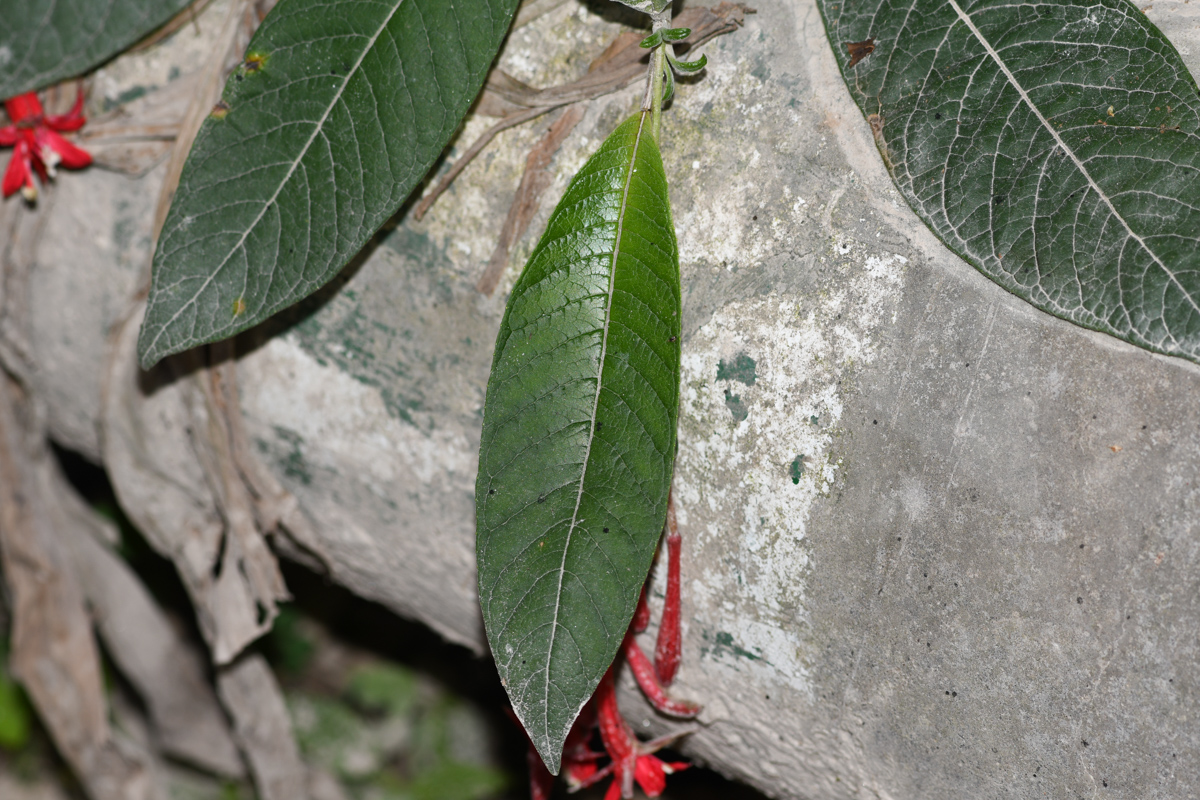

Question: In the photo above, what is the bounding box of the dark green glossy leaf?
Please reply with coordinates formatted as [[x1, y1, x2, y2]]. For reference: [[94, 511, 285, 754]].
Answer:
[[137, 0, 520, 367], [820, 0, 1200, 362], [476, 112, 681, 773], [0, 0, 192, 97]]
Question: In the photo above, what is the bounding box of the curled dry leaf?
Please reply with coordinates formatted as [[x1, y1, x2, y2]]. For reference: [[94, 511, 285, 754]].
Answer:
[[477, 103, 587, 296], [59, 492, 244, 777], [103, 305, 289, 666], [0, 376, 157, 800], [217, 654, 310, 800], [414, 2, 755, 221]]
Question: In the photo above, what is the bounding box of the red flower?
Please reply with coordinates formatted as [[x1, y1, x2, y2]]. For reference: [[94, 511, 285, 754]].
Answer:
[[594, 669, 690, 800], [0, 89, 91, 201], [600, 752, 688, 800]]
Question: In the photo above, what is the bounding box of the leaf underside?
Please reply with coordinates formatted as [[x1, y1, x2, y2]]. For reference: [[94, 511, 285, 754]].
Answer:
[[820, 0, 1200, 363], [0, 0, 193, 97], [137, 0, 520, 368], [476, 113, 681, 773]]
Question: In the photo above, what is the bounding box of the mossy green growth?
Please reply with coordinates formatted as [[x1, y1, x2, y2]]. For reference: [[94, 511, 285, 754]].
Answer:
[[264, 607, 316, 675], [790, 456, 805, 484], [408, 760, 507, 800], [0, 658, 31, 751], [346, 663, 419, 718], [717, 352, 757, 385], [288, 654, 508, 799]]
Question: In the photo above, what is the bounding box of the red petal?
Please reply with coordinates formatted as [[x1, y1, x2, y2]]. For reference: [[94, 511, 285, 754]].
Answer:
[[527, 745, 555, 800], [4, 93, 44, 124], [624, 633, 700, 718], [632, 585, 651, 633], [565, 757, 601, 789], [595, 670, 637, 763], [2, 140, 34, 199], [0, 126, 19, 146], [603, 778, 623, 800], [45, 87, 87, 131], [654, 494, 683, 685], [634, 755, 668, 797], [37, 129, 91, 169]]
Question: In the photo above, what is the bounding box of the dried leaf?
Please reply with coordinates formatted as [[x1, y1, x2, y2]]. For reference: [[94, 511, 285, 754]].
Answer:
[[845, 37, 875, 68], [477, 103, 586, 296], [103, 306, 287, 665], [60, 497, 243, 777], [217, 655, 308, 800], [0, 376, 158, 800]]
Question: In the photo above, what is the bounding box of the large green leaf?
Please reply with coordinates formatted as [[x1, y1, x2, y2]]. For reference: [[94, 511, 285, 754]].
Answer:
[[819, 0, 1200, 362], [0, 0, 192, 97], [476, 112, 681, 773], [137, 0, 520, 367]]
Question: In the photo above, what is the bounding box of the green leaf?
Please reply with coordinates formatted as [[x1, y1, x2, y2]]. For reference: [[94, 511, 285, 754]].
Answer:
[[476, 112, 681, 773], [640, 31, 663, 49], [668, 52, 707, 74], [819, 0, 1200, 363], [661, 27, 692, 42], [0, 0, 193, 97], [136, 0, 521, 368]]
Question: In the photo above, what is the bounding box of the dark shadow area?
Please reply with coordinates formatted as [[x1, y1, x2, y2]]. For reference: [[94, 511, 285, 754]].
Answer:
[[51, 443, 198, 634], [579, 0, 654, 28], [274, 559, 530, 797]]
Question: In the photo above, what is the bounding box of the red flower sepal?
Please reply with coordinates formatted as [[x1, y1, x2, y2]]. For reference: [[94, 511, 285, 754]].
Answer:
[[0, 88, 91, 201]]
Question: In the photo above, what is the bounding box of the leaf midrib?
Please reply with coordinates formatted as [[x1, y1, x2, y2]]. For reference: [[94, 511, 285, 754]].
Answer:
[[945, 0, 1200, 327], [141, 0, 407, 361], [540, 109, 650, 747]]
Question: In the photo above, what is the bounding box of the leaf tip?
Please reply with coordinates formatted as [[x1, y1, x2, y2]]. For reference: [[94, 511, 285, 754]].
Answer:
[[135, 318, 166, 370]]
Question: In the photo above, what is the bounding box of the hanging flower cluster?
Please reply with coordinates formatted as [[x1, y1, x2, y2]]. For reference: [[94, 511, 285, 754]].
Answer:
[[0, 89, 92, 201], [522, 497, 700, 800]]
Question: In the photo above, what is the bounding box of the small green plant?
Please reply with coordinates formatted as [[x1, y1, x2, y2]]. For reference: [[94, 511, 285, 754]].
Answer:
[[0, 642, 32, 752]]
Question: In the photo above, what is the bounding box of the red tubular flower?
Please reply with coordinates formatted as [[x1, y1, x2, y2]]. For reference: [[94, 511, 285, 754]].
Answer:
[[654, 494, 683, 685], [0, 88, 91, 201], [594, 669, 691, 800], [633, 752, 689, 797]]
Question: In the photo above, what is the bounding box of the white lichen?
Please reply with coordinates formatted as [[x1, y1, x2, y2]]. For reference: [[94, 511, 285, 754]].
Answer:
[[672, 253, 907, 695]]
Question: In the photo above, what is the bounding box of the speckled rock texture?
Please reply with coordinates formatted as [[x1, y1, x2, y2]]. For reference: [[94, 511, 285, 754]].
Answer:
[[22, 1, 1200, 798]]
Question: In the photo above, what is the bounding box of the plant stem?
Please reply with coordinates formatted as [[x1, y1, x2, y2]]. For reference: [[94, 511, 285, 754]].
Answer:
[[641, 8, 672, 141]]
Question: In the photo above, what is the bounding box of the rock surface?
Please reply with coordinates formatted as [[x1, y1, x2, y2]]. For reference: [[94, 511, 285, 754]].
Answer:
[[21, 0, 1200, 798]]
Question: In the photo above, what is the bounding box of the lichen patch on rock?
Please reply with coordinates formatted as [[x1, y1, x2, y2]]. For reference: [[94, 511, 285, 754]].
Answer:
[[674, 251, 907, 694]]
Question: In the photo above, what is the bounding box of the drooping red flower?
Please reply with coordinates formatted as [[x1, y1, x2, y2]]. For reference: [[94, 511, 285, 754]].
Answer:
[[594, 669, 690, 800], [0, 88, 91, 201]]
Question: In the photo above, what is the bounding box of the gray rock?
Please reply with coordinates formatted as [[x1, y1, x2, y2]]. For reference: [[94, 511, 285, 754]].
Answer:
[[22, 0, 1200, 798]]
